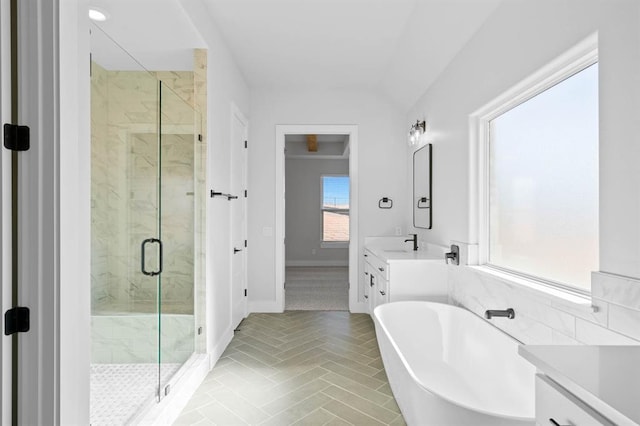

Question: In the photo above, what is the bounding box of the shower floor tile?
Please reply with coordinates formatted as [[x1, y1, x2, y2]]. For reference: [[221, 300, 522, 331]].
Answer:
[[90, 363, 181, 426]]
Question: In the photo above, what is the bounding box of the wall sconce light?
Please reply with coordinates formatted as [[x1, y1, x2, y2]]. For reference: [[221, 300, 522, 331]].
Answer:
[[408, 120, 426, 146]]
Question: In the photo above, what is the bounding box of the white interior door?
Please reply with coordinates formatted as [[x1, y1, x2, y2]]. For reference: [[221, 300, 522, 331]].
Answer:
[[230, 105, 248, 329]]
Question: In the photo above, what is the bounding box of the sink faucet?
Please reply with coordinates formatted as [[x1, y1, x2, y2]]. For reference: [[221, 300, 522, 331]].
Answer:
[[445, 244, 459, 265], [404, 234, 418, 251]]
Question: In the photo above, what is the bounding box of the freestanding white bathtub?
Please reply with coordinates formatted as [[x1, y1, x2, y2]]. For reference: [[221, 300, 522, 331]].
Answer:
[[373, 301, 535, 425]]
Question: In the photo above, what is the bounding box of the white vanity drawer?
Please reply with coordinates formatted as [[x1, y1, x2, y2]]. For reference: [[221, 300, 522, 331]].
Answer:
[[376, 276, 389, 305], [363, 250, 389, 280], [535, 374, 614, 426]]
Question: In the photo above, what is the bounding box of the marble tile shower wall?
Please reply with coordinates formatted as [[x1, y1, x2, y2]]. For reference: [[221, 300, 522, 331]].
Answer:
[[91, 314, 194, 364], [449, 266, 640, 346], [91, 62, 198, 315], [91, 63, 111, 309]]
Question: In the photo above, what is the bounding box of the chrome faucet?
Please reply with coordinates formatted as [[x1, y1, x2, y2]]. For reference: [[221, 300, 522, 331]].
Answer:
[[445, 245, 459, 265], [484, 308, 515, 319], [404, 234, 418, 251]]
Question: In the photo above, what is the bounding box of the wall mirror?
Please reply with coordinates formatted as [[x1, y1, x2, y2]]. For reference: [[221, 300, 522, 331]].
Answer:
[[413, 144, 432, 229]]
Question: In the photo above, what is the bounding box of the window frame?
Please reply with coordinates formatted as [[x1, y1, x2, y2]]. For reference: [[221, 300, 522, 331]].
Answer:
[[320, 174, 350, 247], [474, 35, 598, 297]]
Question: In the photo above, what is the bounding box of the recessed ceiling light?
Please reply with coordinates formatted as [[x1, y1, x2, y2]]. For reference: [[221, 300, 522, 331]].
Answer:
[[88, 7, 109, 22]]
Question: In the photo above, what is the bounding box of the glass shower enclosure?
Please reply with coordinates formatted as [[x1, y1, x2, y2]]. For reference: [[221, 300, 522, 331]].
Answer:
[[90, 24, 201, 425]]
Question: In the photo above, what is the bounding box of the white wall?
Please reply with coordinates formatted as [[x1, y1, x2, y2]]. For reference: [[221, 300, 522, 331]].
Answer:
[[61, 0, 91, 423], [248, 89, 406, 310], [181, 0, 250, 360], [285, 158, 349, 266], [407, 0, 640, 344]]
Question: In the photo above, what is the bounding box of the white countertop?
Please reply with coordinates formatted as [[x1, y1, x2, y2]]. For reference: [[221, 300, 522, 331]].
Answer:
[[519, 345, 640, 424], [365, 246, 444, 261], [364, 236, 447, 262]]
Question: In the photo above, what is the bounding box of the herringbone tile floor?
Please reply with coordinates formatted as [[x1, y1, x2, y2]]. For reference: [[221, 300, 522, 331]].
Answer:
[[174, 311, 406, 425]]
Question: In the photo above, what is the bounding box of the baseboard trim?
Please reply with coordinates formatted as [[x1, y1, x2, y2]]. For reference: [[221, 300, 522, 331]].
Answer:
[[349, 301, 369, 314], [248, 301, 283, 313], [209, 327, 234, 369], [286, 260, 349, 267]]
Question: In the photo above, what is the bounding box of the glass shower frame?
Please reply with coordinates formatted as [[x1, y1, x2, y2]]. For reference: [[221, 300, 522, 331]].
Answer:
[[157, 81, 202, 397], [90, 22, 202, 423]]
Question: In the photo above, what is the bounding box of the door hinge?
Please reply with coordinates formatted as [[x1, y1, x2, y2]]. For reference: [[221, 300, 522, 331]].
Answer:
[[244, 289, 247, 297], [4, 307, 30, 335], [3, 123, 30, 151], [244, 140, 247, 148], [198, 134, 203, 142], [244, 239, 247, 248], [244, 190, 247, 198]]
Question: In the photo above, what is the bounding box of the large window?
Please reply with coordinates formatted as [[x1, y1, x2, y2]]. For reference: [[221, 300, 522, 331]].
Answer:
[[486, 62, 598, 292], [322, 175, 349, 242]]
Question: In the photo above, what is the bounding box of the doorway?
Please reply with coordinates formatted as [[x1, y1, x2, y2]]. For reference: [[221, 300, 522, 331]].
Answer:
[[275, 125, 360, 313], [285, 139, 350, 310]]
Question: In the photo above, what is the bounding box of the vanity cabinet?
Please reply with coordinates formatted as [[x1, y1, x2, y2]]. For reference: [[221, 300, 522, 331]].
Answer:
[[535, 374, 613, 426], [519, 346, 640, 426], [363, 254, 388, 312], [363, 247, 447, 313], [363, 261, 375, 310]]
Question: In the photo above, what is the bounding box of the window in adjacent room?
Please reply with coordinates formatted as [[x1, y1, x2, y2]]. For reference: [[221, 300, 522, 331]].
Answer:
[[485, 60, 598, 293], [321, 175, 349, 243]]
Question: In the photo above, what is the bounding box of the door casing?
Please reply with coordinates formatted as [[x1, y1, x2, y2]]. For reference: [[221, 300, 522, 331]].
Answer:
[[274, 124, 362, 313], [230, 103, 248, 329]]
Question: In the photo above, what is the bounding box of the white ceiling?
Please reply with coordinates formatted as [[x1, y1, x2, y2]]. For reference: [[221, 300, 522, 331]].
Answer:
[[89, 0, 502, 109], [203, 0, 502, 109], [90, 0, 206, 70], [203, 0, 417, 90]]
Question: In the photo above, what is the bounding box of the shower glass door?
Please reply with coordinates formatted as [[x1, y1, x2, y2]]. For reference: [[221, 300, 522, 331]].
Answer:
[[90, 23, 199, 422], [158, 81, 199, 396], [90, 23, 162, 423]]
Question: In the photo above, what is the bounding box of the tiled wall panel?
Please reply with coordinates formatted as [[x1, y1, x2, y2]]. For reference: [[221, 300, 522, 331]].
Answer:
[[449, 263, 640, 346], [91, 314, 195, 364], [91, 63, 201, 315]]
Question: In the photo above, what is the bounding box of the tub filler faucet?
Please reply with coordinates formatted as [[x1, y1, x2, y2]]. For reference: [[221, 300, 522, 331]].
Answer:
[[404, 234, 418, 251], [484, 308, 515, 319]]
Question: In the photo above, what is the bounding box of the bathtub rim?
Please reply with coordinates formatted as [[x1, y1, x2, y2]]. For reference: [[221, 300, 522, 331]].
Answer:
[[373, 300, 534, 422]]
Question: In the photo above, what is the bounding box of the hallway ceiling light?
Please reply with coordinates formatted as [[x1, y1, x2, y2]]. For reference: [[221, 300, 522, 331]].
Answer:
[[89, 7, 109, 22], [408, 120, 426, 146]]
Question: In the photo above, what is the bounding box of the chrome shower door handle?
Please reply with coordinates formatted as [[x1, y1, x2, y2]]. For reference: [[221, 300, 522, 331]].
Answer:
[[141, 238, 162, 276]]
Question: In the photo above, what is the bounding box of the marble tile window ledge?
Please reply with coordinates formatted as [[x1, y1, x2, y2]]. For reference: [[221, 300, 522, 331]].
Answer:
[[467, 265, 594, 309]]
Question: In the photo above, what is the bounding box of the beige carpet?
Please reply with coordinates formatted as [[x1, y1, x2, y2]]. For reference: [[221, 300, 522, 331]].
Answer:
[[285, 266, 349, 311]]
